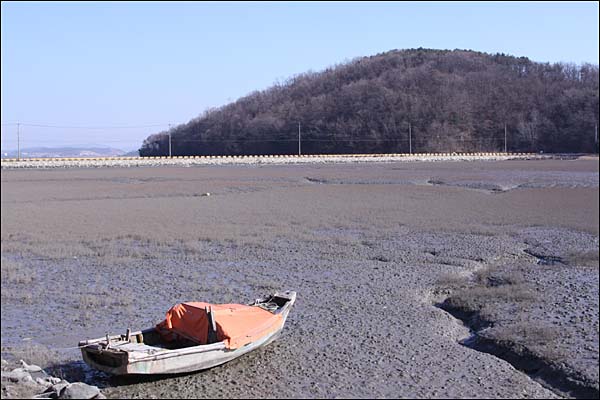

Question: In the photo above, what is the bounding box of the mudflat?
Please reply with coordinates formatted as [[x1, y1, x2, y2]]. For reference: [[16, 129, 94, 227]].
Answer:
[[1, 159, 598, 398]]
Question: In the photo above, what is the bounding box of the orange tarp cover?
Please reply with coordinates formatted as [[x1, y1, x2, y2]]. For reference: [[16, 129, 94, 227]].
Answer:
[[156, 302, 283, 349]]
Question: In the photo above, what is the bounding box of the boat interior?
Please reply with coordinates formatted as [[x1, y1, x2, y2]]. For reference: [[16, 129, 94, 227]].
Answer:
[[89, 293, 294, 351]]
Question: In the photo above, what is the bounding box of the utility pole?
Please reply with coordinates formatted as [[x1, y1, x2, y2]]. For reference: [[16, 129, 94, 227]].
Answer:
[[168, 123, 172, 157], [408, 122, 412, 154], [298, 122, 301, 156], [504, 123, 507, 153], [595, 123, 598, 151], [17, 123, 20, 160]]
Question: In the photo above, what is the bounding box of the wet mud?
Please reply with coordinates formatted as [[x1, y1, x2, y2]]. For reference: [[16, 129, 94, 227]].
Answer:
[[1, 159, 598, 398]]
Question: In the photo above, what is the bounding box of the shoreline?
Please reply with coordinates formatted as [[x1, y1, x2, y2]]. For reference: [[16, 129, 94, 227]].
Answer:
[[2, 152, 591, 170]]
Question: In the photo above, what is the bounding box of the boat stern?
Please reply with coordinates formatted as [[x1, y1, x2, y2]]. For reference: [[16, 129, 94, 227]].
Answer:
[[80, 344, 130, 375]]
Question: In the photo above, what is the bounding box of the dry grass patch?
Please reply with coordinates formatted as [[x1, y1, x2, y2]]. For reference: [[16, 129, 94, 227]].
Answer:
[[490, 321, 560, 348], [473, 266, 525, 287], [565, 250, 599, 268], [440, 265, 535, 319], [1, 257, 35, 284], [2, 342, 59, 369], [436, 271, 469, 288], [446, 283, 535, 316]]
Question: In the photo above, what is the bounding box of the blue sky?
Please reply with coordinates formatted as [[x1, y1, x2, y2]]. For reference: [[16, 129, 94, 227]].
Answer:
[[1, 1, 598, 151]]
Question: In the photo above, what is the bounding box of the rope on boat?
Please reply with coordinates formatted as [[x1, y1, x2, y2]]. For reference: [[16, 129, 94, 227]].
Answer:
[[56, 345, 89, 350]]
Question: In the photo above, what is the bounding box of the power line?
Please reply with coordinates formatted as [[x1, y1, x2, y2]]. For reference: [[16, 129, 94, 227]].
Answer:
[[0, 122, 171, 129], [168, 137, 509, 143]]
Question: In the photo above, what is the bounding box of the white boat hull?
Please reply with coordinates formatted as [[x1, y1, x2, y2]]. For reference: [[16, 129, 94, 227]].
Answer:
[[80, 291, 295, 375]]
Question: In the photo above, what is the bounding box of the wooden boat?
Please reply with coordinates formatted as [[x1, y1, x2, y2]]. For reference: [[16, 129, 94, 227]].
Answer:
[[79, 291, 296, 375]]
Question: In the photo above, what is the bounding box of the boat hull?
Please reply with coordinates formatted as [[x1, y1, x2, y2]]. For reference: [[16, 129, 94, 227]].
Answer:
[[81, 328, 282, 375], [80, 291, 295, 375]]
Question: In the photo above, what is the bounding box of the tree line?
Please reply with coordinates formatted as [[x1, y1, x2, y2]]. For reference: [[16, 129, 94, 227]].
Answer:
[[140, 48, 599, 156]]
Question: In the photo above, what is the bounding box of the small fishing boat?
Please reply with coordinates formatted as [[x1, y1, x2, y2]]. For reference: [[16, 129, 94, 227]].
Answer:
[[79, 291, 296, 375]]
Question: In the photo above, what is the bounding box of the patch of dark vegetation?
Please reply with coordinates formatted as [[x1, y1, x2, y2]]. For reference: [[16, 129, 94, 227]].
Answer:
[[523, 248, 566, 265], [140, 49, 599, 157], [427, 179, 445, 186], [371, 255, 390, 263], [305, 177, 330, 184], [436, 265, 599, 399]]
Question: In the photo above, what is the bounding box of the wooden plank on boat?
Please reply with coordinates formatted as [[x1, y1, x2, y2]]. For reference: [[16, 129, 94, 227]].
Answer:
[[207, 306, 218, 344]]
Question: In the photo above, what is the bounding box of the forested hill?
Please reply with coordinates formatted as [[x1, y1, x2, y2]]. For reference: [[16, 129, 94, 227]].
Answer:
[[140, 48, 599, 156]]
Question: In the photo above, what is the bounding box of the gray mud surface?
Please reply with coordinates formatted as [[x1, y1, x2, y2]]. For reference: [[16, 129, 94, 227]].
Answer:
[[1, 159, 598, 398]]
